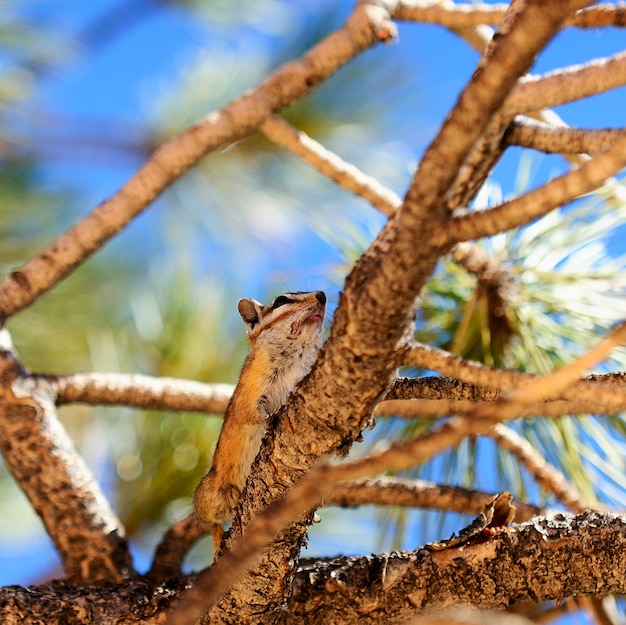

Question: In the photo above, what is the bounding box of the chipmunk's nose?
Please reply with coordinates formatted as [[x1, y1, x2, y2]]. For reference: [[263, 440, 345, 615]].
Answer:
[[316, 291, 326, 305]]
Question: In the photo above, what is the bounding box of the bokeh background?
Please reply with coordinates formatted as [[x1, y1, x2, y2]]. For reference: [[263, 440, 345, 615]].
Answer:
[[1, 2, 626, 611]]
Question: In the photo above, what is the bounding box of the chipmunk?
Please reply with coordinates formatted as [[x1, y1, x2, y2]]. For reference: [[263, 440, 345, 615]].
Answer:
[[194, 290, 326, 551]]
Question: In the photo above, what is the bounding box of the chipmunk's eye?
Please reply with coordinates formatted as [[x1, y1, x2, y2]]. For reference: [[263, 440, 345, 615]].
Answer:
[[272, 295, 293, 310]]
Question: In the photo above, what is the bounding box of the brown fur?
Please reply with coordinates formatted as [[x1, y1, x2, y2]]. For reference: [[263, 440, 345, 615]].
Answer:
[[193, 291, 326, 552]]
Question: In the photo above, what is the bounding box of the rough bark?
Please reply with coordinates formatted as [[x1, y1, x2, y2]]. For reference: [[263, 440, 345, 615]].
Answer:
[[202, 3, 580, 623], [0, 512, 623, 625], [1, 1, 624, 624], [0, 332, 133, 584], [285, 511, 626, 625]]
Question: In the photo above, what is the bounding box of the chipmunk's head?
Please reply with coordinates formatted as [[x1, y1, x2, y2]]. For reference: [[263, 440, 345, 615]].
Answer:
[[237, 291, 326, 413], [237, 291, 326, 347]]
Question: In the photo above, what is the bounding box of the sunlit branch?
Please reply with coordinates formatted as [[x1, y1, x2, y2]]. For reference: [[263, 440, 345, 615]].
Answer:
[[0, 4, 398, 323], [376, 398, 607, 419], [259, 105, 516, 302], [487, 424, 595, 513], [49, 371, 233, 413], [43, 356, 626, 419], [394, 2, 626, 30], [448, 134, 626, 243], [261, 116, 401, 215], [326, 476, 543, 521], [505, 117, 626, 154], [505, 51, 626, 116]]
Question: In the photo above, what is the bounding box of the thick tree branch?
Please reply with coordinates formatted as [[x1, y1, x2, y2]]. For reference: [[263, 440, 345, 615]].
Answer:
[[287, 512, 626, 625], [184, 4, 587, 623], [5, 512, 622, 625], [0, 2, 397, 322], [0, 331, 133, 583]]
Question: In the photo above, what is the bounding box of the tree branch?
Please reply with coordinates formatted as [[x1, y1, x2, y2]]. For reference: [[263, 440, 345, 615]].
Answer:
[[376, 397, 608, 419], [327, 476, 543, 522], [395, 2, 626, 30], [448, 134, 626, 242], [287, 512, 626, 625], [148, 514, 206, 580], [0, 331, 133, 583], [36, 358, 626, 420], [190, 4, 587, 622], [505, 51, 626, 116], [260, 115, 401, 216], [403, 344, 626, 411], [487, 424, 595, 512], [146, 478, 543, 580], [505, 117, 626, 154], [1, 512, 624, 625], [0, 2, 398, 322], [49, 371, 233, 413]]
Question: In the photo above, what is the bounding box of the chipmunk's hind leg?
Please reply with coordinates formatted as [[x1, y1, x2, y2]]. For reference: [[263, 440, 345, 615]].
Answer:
[[211, 524, 225, 559]]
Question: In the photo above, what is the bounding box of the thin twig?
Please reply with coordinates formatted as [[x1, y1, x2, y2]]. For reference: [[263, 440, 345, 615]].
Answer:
[[49, 371, 233, 413], [488, 424, 595, 512], [505, 51, 626, 116], [505, 117, 626, 155], [260, 115, 401, 215], [327, 476, 542, 521], [449, 134, 626, 243]]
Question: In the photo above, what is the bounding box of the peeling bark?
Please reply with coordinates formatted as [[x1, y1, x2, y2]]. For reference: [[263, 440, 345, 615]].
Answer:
[[0, 512, 623, 625], [286, 512, 626, 625]]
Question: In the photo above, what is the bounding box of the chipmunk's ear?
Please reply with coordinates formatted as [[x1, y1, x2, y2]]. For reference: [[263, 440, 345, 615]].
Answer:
[[238, 298, 263, 330]]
